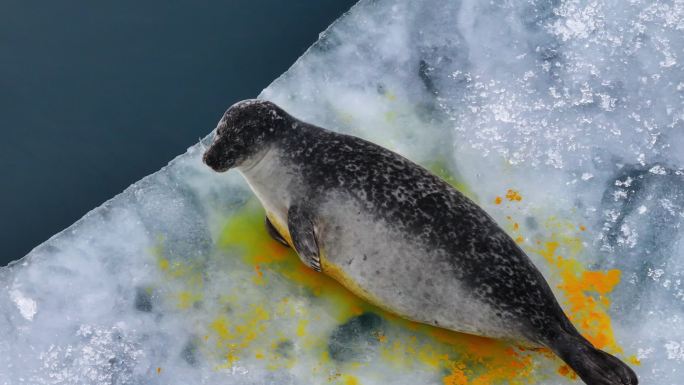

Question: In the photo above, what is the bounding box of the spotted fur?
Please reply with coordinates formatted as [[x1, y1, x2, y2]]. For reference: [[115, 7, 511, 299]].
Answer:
[[204, 100, 637, 385]]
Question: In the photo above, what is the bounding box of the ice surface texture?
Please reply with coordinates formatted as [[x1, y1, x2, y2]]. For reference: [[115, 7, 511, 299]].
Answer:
[[2, 0, 683, 384]]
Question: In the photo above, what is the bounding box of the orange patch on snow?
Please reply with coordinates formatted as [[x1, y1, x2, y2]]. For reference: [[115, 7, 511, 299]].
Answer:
[[537, 241, 622, 352], [505, 189, 523, 202]]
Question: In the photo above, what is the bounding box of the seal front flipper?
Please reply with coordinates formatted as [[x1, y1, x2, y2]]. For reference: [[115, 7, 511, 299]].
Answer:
[[265, 216, 290, 248], [287, 204, 321, 272]]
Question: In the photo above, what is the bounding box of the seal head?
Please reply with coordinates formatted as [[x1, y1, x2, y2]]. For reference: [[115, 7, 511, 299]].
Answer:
[[203, 99, 288, 172]]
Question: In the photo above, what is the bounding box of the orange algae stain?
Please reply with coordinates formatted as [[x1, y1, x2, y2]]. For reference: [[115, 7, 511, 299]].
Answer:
[[451, 334, 535, 383], [505, 189, 523, 202], [627, 355, 641, 366], [378, 334, 446, 370], [377, 327, 538, 385], [534, 235, 623, 353], [156, 367, 161, 374], [495, 196, 503, 205], [383, 326, 539, 384], [342, 374, 361, 385], [557, 364, 577, 380], [253, 265, 266, 285], [443, 363, 468, 385]]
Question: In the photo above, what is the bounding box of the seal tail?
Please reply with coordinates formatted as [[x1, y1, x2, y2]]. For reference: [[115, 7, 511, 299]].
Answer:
[[552, 333, 638, 385]]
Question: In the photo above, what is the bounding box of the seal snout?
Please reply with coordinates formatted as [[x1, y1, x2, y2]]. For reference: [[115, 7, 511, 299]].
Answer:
[[202, 148, 217, 169], [202, 141, 230, 172]]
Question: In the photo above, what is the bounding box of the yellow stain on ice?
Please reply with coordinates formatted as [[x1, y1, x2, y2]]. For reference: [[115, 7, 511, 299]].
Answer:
[[427, 158, 478, 201], [209, 303, 271, 367], [505, 189, 523, 202], [296, 319, 308, 337], [152, 239, 204, 310], [158, 257, 169, 271], [377, 333, 538, 385], [384, 110, 397, 122], [177, 291, 202, 309], [341, 374, 361, 385]]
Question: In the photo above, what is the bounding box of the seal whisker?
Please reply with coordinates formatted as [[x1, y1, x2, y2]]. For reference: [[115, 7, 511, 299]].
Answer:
[[197, 136, 207, 152]]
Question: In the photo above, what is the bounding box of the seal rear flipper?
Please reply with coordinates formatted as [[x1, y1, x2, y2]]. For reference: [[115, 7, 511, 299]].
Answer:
[[287, 204, 321, 272], [552, 333, 638, 385], [265, 216, 290, 248]]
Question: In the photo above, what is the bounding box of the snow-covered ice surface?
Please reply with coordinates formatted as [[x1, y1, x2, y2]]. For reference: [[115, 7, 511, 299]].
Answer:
[[2, 0, 684, 384]]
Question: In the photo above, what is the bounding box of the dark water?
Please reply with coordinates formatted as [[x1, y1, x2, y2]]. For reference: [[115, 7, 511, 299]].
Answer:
[[0, 1, 356, 265]]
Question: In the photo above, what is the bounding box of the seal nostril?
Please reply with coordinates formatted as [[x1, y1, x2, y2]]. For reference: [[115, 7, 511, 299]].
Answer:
[[202, 151, 212, 166]]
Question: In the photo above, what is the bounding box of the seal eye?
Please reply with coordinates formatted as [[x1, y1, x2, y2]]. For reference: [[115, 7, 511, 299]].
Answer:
[[215, 120, 229, 137]]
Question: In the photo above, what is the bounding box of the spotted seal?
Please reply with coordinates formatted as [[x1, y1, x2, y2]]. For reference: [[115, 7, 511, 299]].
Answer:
[[203, 99, 637, 385]]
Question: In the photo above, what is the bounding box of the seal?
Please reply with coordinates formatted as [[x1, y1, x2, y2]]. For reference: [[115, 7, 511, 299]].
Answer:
[[203, 99, 637, 385]]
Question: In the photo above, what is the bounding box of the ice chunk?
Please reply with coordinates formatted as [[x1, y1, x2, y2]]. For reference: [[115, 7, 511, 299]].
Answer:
[[3, 0, 684, 384]]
